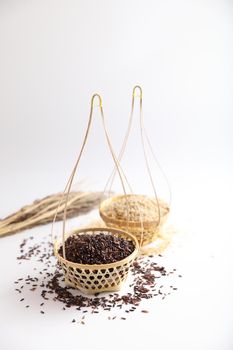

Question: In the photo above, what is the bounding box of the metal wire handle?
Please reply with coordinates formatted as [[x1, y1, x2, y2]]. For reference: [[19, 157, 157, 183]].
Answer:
[[104, 85, 172, 231], [52, 94, 132, 260]]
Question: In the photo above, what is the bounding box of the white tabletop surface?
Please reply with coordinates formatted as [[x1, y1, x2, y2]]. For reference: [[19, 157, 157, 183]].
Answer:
[[0, 1, 233, 349], [0, 164, 232, 350]]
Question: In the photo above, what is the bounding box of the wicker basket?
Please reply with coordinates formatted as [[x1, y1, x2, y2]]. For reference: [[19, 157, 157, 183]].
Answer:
[[99, 194, 170, 246], [101, 86, 171, 246], [54, 227, 139, 294]]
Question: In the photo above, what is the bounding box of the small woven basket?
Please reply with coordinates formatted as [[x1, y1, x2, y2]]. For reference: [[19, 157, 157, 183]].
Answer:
[[54, 227, 139, 294], [99, 194, 170, 246], [100, 86, 171, 247], [52, 93, 141, 294]]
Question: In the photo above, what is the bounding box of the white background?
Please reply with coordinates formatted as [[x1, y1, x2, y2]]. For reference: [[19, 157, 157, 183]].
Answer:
[[0, 1, 233, 349]]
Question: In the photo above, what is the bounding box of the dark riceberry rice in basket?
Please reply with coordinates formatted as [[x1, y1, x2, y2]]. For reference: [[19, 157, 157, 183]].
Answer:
[[14, 234, 182, 323], [58, 233, 135, 264]]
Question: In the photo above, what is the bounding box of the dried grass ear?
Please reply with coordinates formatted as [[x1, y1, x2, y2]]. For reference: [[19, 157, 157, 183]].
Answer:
[[0, 191, 102, 238]]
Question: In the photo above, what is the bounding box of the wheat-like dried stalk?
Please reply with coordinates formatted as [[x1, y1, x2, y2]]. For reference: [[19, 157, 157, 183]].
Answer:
[[0, 191, 103, 238]]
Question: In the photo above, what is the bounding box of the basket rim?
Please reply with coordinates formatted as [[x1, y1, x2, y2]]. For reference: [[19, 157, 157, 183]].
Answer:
[[54, 226, 139, 270], [99, 194, 169, 227]]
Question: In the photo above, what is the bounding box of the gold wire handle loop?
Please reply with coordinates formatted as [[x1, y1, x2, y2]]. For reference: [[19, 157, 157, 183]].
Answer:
[[52, 93, 131, 260], [133, 85, 143, 99], [91, 93, 102, 107]]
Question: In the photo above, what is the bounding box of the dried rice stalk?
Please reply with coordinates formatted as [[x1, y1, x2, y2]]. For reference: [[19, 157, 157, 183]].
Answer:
[[0, 191, 103, 238]]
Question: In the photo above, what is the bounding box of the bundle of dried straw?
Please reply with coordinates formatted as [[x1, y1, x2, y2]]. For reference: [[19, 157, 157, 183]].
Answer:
[[0, 191, 102, 238]]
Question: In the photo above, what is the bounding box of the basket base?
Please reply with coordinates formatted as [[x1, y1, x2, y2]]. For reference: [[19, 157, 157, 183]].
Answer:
[[64, 278, 123, 295]]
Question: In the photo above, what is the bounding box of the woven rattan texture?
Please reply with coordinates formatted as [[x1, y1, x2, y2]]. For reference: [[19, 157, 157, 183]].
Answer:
[[54, 228, 138, 294], [99, 195, 169, 246]]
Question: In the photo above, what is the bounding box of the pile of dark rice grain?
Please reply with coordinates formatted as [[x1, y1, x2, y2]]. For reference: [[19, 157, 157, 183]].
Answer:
[[58, 233, 135, 264]]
